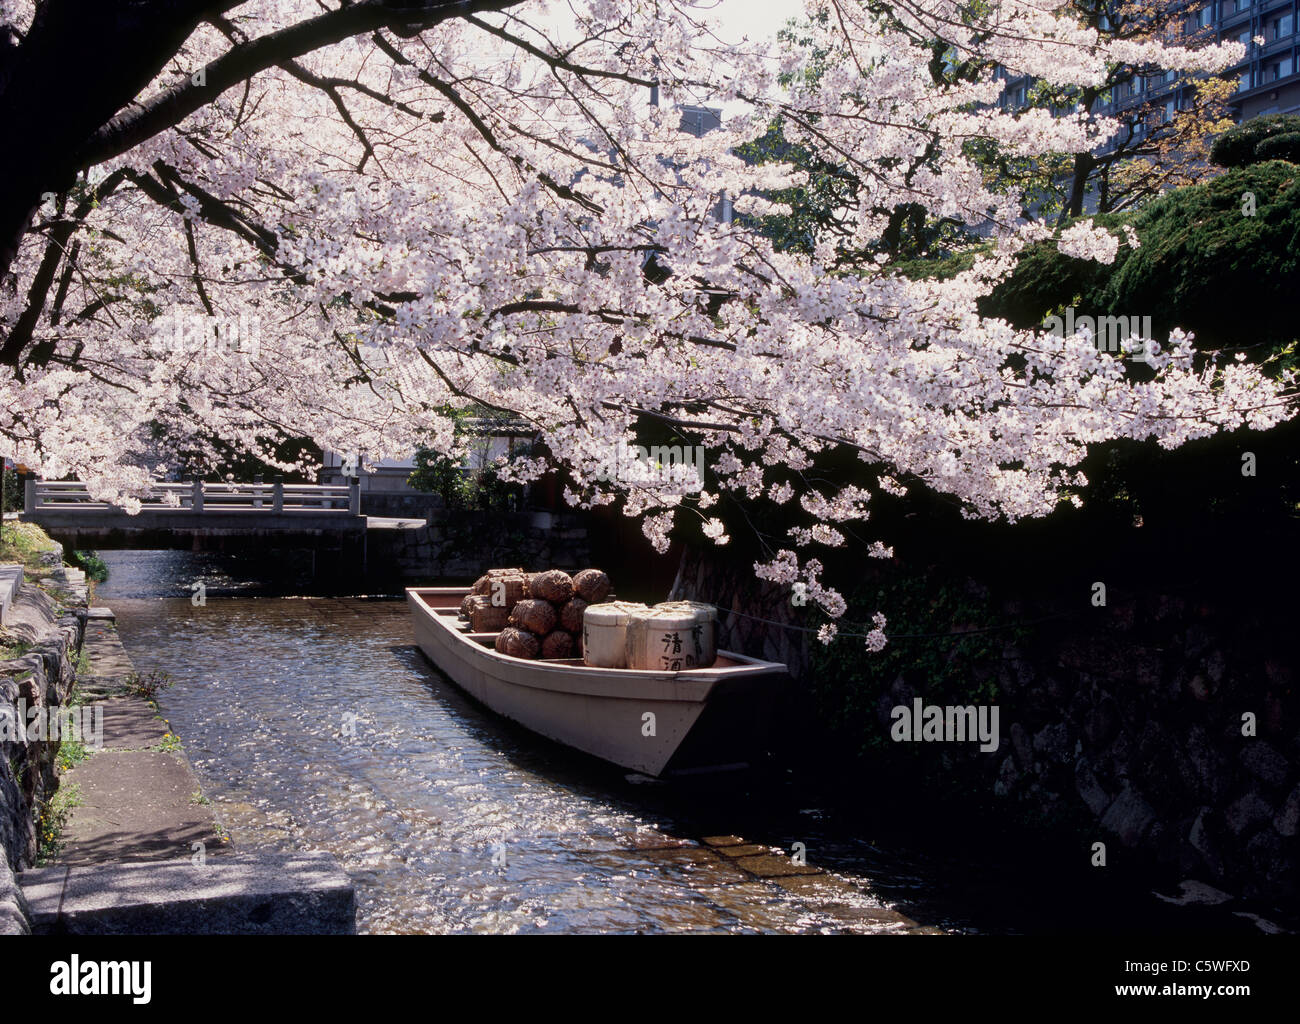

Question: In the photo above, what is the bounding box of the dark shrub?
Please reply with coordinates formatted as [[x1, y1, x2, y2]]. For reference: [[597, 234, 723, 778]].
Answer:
[[1097, 161, 1300, 355], [975, 163, 1300, 358], [1209, 114, 1300, 167], [978, 211, 1136, 329], [1256, 131, 1300, 164]]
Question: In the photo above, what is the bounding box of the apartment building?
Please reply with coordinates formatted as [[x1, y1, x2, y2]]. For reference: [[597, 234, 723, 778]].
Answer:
[[1216, 0, 1300, 117], [998, 2, 1300, 133]]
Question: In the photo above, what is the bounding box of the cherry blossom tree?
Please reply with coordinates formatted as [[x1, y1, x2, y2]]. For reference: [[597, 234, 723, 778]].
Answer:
[[0, 0, 1292, 632]]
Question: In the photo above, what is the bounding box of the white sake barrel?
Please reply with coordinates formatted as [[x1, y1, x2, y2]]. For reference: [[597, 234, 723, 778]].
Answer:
[[625, 607, 709, 672], [653, 601, 718, 667], [582, 601, 650, 668]]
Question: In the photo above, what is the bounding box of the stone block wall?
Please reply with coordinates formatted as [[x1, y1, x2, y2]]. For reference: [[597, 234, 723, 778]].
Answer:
[[975, 594, 1299, 901], [672, 545, 1299, 904], [0, 561, 85, 933], [366, 509, 592, 581]]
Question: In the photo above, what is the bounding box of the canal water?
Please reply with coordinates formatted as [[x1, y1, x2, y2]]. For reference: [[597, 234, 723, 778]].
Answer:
[[96, 551, 1287, 934]]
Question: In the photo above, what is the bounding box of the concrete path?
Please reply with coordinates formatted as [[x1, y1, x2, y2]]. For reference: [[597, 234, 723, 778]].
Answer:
[[21, 607, 356, 933], [57, 611, 227, 865], [0, 564, 21, 625], [22, 852, 355, 935], [76, 611, 136, 698]]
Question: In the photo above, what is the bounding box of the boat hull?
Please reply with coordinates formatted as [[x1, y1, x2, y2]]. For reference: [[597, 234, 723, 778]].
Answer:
[[407, 588, 784, 776]]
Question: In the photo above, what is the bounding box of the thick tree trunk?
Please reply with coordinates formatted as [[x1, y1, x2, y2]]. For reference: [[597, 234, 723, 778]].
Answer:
[[0, 0, 522, 291], [1058, 151, 1095, 226], [0, 1, 219, 283]]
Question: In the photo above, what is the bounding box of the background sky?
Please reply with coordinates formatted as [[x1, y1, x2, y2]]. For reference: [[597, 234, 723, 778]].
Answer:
[[532, 0, 807, 50], [518, 0, 811, 114], [706, 0, 806, 45], [686, 0, 808, 114]]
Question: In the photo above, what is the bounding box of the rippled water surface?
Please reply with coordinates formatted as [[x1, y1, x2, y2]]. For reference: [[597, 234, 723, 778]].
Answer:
[[96, 552, 1286, 935], [104, 593, 923, 932]]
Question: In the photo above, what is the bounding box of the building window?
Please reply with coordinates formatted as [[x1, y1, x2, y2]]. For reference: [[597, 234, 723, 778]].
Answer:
[[1264, 56, 1293, 81], [1165, 98, 1178, 121], [1271, 13, 1294, 39], [1238, 70, 1252, 91], [1195, 5, 1214, 28]]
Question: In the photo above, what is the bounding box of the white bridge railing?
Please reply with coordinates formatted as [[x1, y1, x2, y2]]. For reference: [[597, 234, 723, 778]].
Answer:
[[25, 479, 362, 516]]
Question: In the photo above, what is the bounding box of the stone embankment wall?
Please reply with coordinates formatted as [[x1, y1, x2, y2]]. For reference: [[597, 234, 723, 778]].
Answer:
[[976, 592, 1298, 903], [368, 509, 591, 581], [359, 491, 456, 519], [669, 546, 812, 682], [0, 554, 87, 933], [672, 546, 1299, 904]]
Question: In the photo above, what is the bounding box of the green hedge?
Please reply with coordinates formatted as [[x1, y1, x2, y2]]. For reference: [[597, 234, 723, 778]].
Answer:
[[1210, 114, 1300, 168], [1256, 132, 1300, 164], [1094, 161, 1300, 357], [978, 210, 1136, 329], [977, 163, 1300, 359]]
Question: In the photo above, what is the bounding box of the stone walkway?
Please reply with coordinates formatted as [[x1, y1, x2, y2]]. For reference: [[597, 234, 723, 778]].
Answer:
[[22, 607, 357, 933], [57, 609, 227, 865]]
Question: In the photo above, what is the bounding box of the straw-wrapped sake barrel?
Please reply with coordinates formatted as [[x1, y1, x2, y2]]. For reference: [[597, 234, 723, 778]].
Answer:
[[510, 598, 557, 636], [572, 569, 612, 604], [559, 597, 588, 633], [495, 626, 540, 660], [652, 601, 718, 668], [465, 595, 511, 632], [487, 574, 527, 610], [527, 569, 574, 604], [581, 601, 650, 668], [625, 605, 713, 671], [540, 630, 575, 660], [472, 567, 525, 596]]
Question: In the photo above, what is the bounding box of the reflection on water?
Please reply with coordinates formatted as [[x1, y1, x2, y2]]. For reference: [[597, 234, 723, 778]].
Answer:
[[96, 551, 1287, 935], [91, 549, 319, 598]]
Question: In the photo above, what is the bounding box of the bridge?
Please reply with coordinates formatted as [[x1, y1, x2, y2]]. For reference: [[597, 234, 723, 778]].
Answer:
[[21, 479, 371, 554]]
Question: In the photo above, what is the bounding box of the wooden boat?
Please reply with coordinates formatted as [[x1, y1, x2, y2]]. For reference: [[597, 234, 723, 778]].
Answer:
[[407, 587, 786, 777]]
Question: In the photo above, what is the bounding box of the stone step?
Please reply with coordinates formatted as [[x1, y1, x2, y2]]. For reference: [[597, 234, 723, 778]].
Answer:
[[81, 620, 134, 683], [19, 851, 356, 934], [56, 748, 223, 865]]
